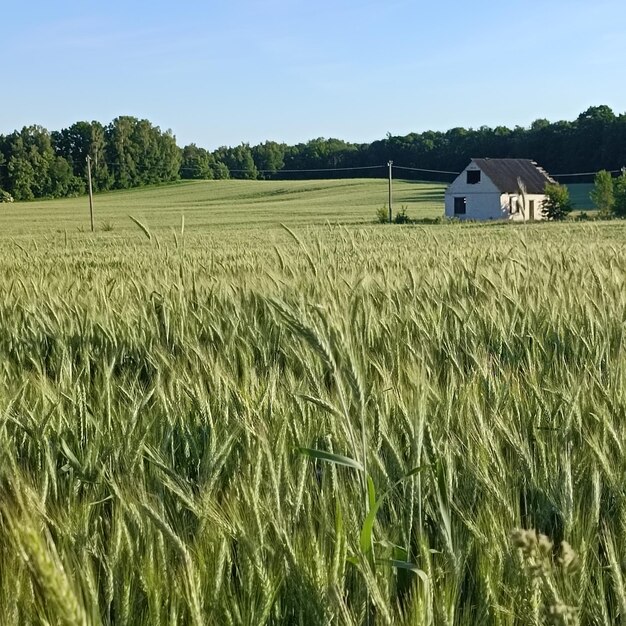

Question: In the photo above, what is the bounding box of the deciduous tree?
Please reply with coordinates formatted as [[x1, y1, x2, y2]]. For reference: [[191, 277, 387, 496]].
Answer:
[[590, 170, 615, 217], [180, 144, 213, 179], [542, 183, 572, 221], [252, 141, 285, 179], [216, 144, 258, 180], [613, 172, 626, 218]]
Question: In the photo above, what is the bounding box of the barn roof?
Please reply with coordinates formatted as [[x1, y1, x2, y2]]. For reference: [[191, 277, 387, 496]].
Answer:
[[471, 158, 555, 194]]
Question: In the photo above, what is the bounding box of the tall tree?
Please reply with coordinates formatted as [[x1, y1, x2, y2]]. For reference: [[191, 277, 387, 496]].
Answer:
[[53, 121, 113, 191], [105, 116, 137, 189], [3, 126, 80, 199], [613, 172, 626, 218], [8, 126, 54, 198], [157, 129, 182, 183], [252, 141, 285, 178], [0, 146, 7, 193], [180, 144, 214, 179], [216, 144, 258, 180], [105, 117, 180, 189], [590, 170, 615, 217], [48, 156, 85, 197], [211, 161, 230, 179], [7, 153, 36, 200]]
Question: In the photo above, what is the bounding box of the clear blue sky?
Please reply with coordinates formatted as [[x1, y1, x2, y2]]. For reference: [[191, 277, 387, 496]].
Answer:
[[2, 0, 625, 149]]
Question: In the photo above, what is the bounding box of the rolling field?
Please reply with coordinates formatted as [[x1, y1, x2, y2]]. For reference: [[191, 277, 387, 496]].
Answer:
[[0, 181, 624, 625], [0, 179, 594, 238], [0, 178, 445, 237]]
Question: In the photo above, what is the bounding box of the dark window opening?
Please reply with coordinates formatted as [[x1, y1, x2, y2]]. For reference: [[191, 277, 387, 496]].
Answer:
[[510, 197, 517, 213], [466, 170, 481, 184], [454, 197, 467, 215]]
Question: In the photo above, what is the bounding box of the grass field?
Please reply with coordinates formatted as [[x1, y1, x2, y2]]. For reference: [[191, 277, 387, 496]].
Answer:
[[0, 178, 594, 239], [0, 181, 623, 625], [0, 178, 445, 237]]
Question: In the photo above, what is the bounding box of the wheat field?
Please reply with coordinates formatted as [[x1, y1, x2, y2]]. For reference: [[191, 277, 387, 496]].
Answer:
[[0, 182, 623, 624]]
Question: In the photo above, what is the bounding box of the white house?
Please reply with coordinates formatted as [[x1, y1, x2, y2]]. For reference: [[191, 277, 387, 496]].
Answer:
[[444, 158, 556, 221]]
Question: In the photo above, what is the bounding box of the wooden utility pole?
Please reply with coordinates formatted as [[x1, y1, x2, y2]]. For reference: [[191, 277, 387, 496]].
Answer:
[[86, 155, 94, 232], [388, 160, 393, 223]]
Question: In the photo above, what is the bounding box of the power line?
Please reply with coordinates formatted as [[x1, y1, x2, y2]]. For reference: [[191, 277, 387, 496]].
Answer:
[[225, 165, 384, 173], [393, 165, 461, 175], [551, 168, 623, 178]]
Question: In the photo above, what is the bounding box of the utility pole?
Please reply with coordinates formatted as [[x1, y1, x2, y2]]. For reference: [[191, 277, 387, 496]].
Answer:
[[86, 155, 94, 232], [388, 160, 393, 223]]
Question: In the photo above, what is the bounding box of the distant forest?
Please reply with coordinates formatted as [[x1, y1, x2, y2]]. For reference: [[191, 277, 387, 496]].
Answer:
[[1, 105, 625, 201]]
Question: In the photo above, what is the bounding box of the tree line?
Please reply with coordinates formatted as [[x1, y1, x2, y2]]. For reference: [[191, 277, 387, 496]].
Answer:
[[1, 106, 626, 201], [0, 118, 181, 201]]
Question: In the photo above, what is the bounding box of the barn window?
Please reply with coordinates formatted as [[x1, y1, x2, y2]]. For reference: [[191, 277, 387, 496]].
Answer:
[[466, 170, 481, 184], [454, 197, 466, 215], [509, 196, 518, 213]]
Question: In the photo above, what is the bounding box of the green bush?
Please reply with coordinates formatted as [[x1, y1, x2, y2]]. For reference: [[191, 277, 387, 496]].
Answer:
[[375, 204, 389, 223], [393, 205, 410, 224], [542, 183, 572, 220]]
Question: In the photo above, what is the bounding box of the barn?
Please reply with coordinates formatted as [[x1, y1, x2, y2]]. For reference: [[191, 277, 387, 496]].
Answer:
[[444, 158, 556, 221]]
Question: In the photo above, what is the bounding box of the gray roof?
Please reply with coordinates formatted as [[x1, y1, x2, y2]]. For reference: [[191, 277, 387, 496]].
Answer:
[[471, 158, 555, 194]]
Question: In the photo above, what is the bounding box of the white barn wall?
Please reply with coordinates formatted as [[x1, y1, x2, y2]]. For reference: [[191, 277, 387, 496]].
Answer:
[[500, 193, 547, 222], [445, 163, 502, 220], [444, 192, 504, 220]]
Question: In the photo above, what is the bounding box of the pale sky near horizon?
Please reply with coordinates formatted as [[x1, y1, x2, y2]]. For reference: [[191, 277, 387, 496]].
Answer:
[[2, 0, 625, 150]]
